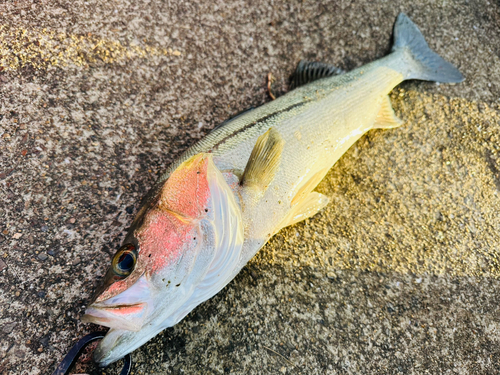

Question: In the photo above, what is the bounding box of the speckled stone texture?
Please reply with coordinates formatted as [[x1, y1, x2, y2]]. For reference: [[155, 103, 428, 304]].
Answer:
[[1, 1, 500, 374]]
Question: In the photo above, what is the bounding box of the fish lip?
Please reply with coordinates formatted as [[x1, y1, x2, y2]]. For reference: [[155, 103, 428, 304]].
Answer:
[[93, 345, 113, 367], [92, 327, 144, 368], [89, 302, 144, 310], [82, 302, 148, 332], [83, 301, 146, 316], [91, 330, 121, 367]]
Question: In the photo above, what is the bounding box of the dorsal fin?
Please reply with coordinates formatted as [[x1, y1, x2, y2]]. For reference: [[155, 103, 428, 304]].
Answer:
[[290, 60, 345, 89]]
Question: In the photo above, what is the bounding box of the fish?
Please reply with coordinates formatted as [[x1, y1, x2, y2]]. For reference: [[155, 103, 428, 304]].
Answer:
[[82, 13, 463, 366]]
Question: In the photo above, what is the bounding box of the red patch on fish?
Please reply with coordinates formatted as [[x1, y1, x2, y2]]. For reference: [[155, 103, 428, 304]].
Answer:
[[136, 209, 197, 273], [93, 154, 214, 302], [136, 154, 212, 273], [103, 303, 146, 315], [99, 279, 128, 301], [158, 154, 212, 219]]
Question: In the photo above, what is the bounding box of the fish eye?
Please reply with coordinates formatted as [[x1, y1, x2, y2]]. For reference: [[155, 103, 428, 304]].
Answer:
[[112, 243, 138, 278]]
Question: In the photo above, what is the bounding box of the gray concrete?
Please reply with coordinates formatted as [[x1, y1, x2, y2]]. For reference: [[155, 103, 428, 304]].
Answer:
[[1, 1, 500, 374]]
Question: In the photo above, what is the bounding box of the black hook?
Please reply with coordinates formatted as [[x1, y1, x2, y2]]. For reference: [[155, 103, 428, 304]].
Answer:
[[51, 331, 131, 375]]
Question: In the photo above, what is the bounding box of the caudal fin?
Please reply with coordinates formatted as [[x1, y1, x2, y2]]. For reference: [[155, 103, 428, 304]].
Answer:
[[393, 13, 464, 83]]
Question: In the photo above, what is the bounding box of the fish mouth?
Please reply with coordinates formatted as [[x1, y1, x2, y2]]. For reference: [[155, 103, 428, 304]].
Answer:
[[82, 302, 148, 332], [92, 328, 127, 367], [92, 325, 162, 367]]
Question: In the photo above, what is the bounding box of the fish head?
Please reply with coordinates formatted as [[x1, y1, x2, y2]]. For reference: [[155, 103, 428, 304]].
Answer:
[[82, 153, 243, 366]]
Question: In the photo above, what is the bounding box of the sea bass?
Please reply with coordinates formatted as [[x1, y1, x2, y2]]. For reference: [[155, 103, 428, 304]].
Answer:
[[83, 14, 463, 366]]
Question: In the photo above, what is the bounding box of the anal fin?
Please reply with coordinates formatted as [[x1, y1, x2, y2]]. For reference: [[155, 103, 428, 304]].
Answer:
[[276, 192, 329, 232], [240, 127, 285, 193], [373, 95, 403, 129]]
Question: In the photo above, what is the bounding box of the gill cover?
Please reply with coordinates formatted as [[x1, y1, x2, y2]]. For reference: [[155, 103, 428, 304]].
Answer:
[[84, 153, 245, 366]]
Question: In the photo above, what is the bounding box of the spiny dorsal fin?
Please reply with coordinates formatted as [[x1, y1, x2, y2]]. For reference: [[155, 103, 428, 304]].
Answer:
[[241, 127, 285, 192], [373, 95, 403, 129], [290, 60, 345, 89]]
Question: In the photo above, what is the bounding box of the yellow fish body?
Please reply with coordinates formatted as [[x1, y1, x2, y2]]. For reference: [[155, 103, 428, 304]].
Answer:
[[83, 14, 463, 366]]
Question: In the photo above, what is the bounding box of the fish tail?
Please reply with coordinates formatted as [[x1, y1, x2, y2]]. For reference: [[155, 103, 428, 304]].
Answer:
[[392, 13, 464, 83]]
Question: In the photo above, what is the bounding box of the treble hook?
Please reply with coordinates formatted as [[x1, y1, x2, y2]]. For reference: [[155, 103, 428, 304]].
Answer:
[[51, 331, 131, 375]]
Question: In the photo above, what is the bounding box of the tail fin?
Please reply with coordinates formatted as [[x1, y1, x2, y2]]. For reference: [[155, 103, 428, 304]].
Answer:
[[392, 13, 464, 83]]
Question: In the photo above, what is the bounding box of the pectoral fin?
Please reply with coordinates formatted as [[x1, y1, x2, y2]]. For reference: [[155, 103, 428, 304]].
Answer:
[[373, 95, 402, 129], [276, 192, 329, 232], [240, 127, 285, 193]]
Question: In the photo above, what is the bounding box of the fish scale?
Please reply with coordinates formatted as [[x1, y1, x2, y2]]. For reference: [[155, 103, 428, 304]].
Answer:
[[132, 61, 401, 237], [83, 14, 464, 367]]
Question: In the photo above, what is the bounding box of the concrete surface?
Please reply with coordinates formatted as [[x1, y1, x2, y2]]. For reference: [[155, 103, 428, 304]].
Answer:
[[1, 0, 500, 374]]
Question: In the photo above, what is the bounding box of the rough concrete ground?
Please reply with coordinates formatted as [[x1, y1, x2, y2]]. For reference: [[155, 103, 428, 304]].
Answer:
[[1, 0, 500, 374]]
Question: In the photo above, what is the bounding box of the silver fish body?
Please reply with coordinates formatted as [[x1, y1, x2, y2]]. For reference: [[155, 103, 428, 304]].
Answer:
[[83, 13, 463, 366]]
